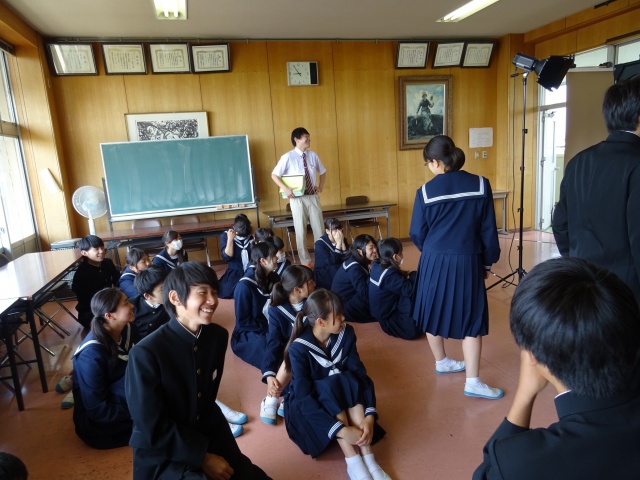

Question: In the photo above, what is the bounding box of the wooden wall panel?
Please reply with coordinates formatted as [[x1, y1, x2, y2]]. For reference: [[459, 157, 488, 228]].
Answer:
[[576, 8, 640, 52], [534, 31, 578, 58], [123, 73, 203, 116], [333, 42, 399, 237]]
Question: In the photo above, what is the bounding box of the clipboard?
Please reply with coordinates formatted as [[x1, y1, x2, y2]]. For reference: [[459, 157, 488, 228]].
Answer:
[[279, 175, 305, 198]]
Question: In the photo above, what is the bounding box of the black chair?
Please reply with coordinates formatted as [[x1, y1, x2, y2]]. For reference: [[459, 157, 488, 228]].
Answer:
[[1, 299, 49, 411], [131, 219, 165, 258], [345, 195, 382, 241]]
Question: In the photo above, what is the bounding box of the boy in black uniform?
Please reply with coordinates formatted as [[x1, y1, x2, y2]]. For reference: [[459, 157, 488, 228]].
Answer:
[[125, 262, 270, 480], [72, 235, 120, 328], [131, 265, 170, 338]]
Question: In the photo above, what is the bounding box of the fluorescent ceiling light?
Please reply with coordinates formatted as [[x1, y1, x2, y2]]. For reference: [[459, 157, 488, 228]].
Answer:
[[436, 0, 500, 22], [153, 0, 187, 20]]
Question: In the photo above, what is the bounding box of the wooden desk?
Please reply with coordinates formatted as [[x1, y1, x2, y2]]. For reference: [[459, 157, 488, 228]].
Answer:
[[0, 249, 82, 301], [263, 201, 396, 238], [492, 190, 509, 234], [98, 219, 234, 249]]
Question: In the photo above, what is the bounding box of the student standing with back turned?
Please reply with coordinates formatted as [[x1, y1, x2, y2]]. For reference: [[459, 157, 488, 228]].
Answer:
[[271, 127, 327, 267]]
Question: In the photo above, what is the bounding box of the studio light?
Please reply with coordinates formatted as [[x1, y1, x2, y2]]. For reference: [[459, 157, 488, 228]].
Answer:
[[614, 59, 640, 83], [512, 53, 575, 91]]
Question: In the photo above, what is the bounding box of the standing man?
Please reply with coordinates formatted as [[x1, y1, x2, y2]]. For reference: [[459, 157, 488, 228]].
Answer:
[[552, 75, 640, 305], [271, 127, 326, 267]]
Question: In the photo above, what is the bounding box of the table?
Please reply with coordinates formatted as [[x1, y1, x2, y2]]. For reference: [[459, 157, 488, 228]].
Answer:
[[97, 219, 235, 263], [493, 190, 509, 234], [263, 201, 396, 238]]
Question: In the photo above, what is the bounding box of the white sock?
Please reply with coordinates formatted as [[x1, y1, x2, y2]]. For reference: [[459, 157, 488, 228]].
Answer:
[[466, 377, 483, 387], [264, 396, 279, 406], [215, 400, 232, 414], [346, 455, 372, 480], [362, 453, 390, 480]]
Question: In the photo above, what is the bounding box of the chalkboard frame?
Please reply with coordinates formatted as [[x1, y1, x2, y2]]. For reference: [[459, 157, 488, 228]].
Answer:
[[101, 135, 257, 222]]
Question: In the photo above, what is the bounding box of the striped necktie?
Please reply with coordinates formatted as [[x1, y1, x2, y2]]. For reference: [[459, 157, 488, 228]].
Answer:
[[302, 152, 314, 195]]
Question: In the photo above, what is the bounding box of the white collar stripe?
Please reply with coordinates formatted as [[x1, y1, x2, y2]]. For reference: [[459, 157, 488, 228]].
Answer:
[[421, 177, 484, 204]]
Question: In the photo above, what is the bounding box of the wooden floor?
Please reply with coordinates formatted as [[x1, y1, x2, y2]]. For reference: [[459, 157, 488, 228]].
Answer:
[[0, 231, 559, 480]]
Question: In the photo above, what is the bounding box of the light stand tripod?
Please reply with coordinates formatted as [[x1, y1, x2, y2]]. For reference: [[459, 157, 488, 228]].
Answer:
[[486, 71, 529, 290], [486, 53, 574, 290]]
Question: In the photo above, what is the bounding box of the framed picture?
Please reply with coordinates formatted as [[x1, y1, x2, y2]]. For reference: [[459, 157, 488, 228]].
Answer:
[[396, 42, 430, 69], [148, 43, 190, 73], [47, 43, 97, 76], [102, 44, 146, 74], [432, 42, 465, 68], [125, 112, 209, 141], [462, 42, 495, 68], [191, 44, 230, 73], [398, 75, 453, 150]]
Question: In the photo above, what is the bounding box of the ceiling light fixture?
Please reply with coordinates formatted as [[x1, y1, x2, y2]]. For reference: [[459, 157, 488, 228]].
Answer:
[[436, 0, 500, 22], [153, 0, 187, 21]]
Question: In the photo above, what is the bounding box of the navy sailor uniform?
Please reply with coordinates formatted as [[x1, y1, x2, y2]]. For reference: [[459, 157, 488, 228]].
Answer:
[[125, 318, 270, 479], [314, 233, 349, 289], [72, 323, 137, 449], [231, 266, 271, 369], [262, 302, 302, 383], [368, 262, 421, 340], [331, 255, 375, 323], [218, 233, 253, 299], [275, 258, 291, 276], [284, 324, 382, 458], [410, 171, 500, 339], [152, 248, 188, 275], [118, 266, 138, 300]]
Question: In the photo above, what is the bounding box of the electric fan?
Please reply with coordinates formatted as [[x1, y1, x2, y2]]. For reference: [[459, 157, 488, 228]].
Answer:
[[72, 186, 107, 235]]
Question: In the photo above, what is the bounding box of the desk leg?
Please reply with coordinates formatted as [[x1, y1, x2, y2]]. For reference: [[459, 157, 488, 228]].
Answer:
[[385, 208, 391, 238], [26, 302, 49, 393], [3, 325, 25, 410]]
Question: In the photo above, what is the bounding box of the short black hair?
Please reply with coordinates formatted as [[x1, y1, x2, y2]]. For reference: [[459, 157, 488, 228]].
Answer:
[[77, 235, 104, 252], [510, 257, 640, 398], [0, 452, 28, 480], [350, 234, 377, 268], [291, 127, 309, 146], [162, 262, 219, 316], [254, 227, 274, 242], [134, 265, 167, 296], [602, 74, 640, 132], [266, 235, 285, 251], [324, 217, 342, 231], [233, 214, 252, 237], [125, 247, 147, 267]]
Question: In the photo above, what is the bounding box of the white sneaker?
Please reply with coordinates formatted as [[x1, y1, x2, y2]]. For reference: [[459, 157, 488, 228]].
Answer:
[[55, 375, 73, 393], [216, 400, 247, 425], [363, 454, 391, 480], [464, 382, 504, 399], [435, 359, 466, 374], [228, 422, 244, 438], [260, 398, 277, 425], [61, 391, 74, 409], [277, 399, 285, 417]]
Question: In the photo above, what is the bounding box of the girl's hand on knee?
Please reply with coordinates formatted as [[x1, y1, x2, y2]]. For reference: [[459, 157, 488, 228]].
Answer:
[[202, 453, 234, 480], [266, 377, 281, 397], [356, 416, 375, 446]]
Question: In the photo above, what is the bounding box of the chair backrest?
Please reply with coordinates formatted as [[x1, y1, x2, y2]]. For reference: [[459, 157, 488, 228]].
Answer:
[[132, 219, 161, 229], [346, 195, 368, 205], [286, 203, 292, 212], [0, 253, 9, 268], [171, 215, 199, 225]]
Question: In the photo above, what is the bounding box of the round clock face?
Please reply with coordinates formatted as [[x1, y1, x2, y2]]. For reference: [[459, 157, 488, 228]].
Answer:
[[288, 62, 311, 85]]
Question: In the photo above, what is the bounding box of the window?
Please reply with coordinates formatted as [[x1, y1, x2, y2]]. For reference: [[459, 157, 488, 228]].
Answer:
[[616, 39, 640, 64], [0, 51, 37, 256]]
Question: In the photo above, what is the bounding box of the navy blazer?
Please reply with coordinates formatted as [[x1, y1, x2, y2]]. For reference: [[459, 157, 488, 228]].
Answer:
[[72, 258, 121, 325], [473, 389, 640, 480], [552, 131, 640, 304], [131, 295, 170, 339]]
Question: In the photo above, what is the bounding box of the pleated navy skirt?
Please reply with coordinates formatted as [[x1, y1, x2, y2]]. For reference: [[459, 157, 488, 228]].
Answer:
[[412, 252, 488, 339]]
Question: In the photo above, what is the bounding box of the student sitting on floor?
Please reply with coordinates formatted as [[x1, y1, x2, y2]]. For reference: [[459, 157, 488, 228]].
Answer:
[[314, 218, 349, 290], [72, 287, 138, 449], [331, 234, 378, 323], [118, 248, 151, 300], [254, 227, 274, 243], [218, 214, 254, 299], [266, 235, 291, 276], [283, 289, 389, 480], [474, 257, 640, 480], [231, 242, 280, 369], [126, 262, 271, 480], [260, 265, 314, 425], [72, 235, 121, 329], [152, 230, 188, 274], [369, 238, 421, 340]]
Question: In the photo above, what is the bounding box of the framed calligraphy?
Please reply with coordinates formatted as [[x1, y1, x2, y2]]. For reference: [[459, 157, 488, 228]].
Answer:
[[102, 44, 147, 74], [47, 43, 97, 76], [125, 112, 209, 141], [396, 42, 430, 69], [462, 42, 495, 68], [149, 43, 191, 73], [191, 44, 230, 73], [432, 42, 464, 68]]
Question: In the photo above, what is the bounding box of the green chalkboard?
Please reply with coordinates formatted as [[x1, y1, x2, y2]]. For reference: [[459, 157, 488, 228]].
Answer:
[[101, 135, 255, 221]]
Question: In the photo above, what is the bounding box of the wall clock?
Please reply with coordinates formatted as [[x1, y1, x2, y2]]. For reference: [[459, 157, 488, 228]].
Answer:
[[287, 61, 319, 86]]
